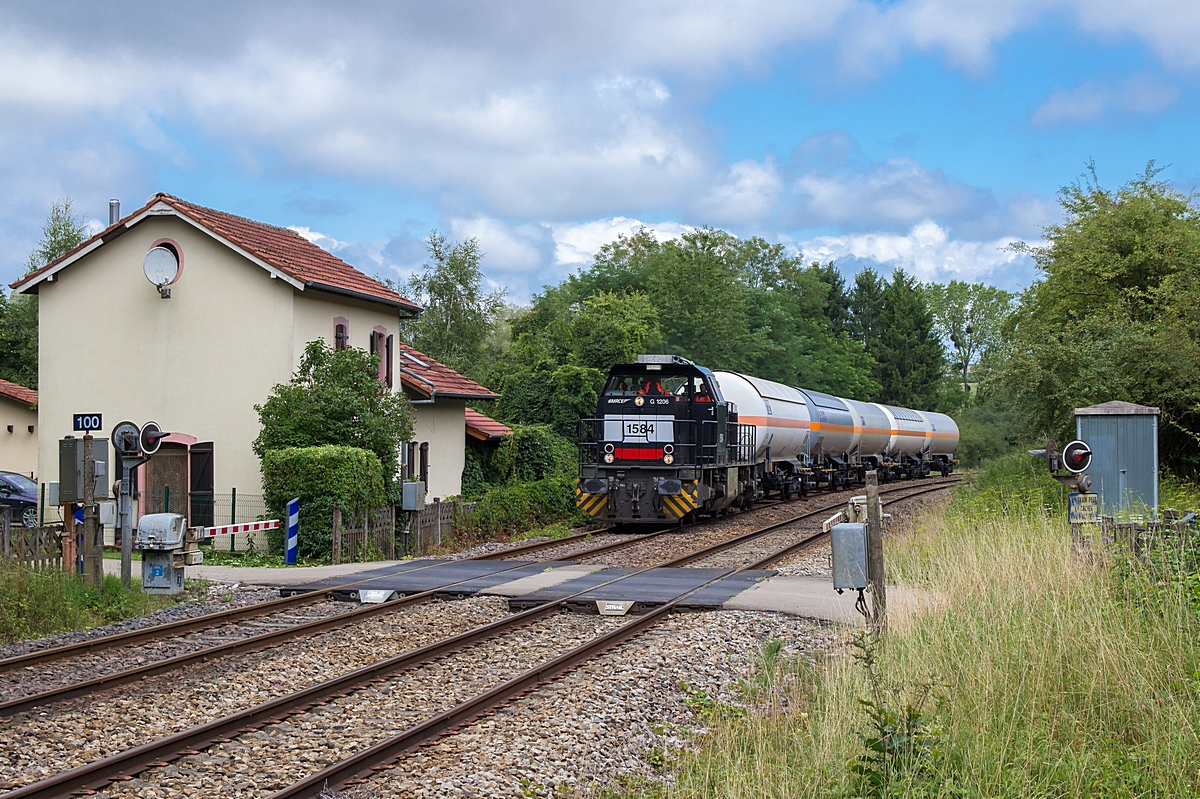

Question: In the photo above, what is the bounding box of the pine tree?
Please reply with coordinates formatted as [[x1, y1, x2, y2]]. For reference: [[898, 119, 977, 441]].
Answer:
[[874, 269, 945, 408]]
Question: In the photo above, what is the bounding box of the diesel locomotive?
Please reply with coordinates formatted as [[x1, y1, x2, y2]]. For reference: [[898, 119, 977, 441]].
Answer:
[[576, 355, 959, 524]]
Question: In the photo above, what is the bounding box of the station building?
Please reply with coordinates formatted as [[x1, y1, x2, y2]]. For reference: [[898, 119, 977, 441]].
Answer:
[[0, 379, 38, 478], [11, 193, 501, 524]]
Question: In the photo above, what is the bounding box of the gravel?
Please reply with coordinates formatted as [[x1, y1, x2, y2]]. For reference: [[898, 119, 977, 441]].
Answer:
[[337, 610, 842, 798], [437, 524, 607, 562], [0, 597, 512, 791], [0, 596, 358, 704], [99, 612, 626, 799]]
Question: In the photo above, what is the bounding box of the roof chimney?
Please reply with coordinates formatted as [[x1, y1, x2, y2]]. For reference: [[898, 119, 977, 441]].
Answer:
[[108, 199, 120, 226]]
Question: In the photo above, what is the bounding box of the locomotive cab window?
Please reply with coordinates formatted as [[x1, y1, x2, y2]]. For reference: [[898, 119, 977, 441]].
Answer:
[[603, 374, 689, 397]]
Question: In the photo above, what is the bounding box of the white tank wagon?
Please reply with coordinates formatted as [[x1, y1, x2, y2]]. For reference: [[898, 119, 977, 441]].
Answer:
[[711, 371, 813, 462], [575, 355, 959, 525]]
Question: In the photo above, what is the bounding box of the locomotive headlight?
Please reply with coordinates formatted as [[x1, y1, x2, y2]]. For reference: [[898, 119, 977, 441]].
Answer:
[[604, 453, 615, 463], [664, 454, 674, 464], [604, 443, 615, 454]]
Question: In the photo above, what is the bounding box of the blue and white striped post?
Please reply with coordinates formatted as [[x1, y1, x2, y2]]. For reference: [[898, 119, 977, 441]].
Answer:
[[285, 497, 300, 565]]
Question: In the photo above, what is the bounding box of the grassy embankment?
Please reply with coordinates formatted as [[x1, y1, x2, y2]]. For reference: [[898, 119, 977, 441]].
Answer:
[[623, 455, 1200, 798], [0, 562, 184, 645]]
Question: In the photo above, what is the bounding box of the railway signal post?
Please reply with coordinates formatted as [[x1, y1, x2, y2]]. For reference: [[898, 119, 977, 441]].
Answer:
[[865, 470, 887, 633]]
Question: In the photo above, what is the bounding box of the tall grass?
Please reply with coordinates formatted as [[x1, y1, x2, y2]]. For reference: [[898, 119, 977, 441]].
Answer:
[[0, 561, 175, 644], [635, 455, 1200, 798]]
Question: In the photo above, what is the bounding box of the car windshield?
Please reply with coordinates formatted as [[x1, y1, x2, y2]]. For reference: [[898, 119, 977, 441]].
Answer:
[[2, 473, 36, 493]]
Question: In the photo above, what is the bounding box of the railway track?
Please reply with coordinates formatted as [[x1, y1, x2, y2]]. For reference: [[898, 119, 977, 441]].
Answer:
[[2, 478, 959, 799], [0, 479, 956, 717], [0, 478, 944, 710]]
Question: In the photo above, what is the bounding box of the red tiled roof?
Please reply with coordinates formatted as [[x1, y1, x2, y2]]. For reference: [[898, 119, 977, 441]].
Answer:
[[0, 379, 36, 407], [397, 342, 499, 400], [13, 193, 420, 313], [465, 409, 512, 440]]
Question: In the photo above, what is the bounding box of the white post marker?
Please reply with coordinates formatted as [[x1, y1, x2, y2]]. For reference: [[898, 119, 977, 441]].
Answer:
[[286, 497, 300, 565]]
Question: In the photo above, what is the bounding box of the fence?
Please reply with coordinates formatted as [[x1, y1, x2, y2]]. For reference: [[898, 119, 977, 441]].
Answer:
[[1074, 509, 1200, 561], [331, 500, 476, 562], [144, 491, 269, 529], [333, 505, 397, 564], [0, 506, 63, 569]]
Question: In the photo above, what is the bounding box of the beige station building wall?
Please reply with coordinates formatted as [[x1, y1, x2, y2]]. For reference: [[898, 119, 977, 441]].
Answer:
[[0, 397, 38, 478], [409, 400, 467, 500], [33, 213, 466, 507]]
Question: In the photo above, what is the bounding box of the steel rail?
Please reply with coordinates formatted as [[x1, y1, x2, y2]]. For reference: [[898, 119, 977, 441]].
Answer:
[[265, 486, 964, 797], [658, 478, 960, 568], [0, 526, 630, 674], [0, 553, 505, 675], [743, 481, 960, 571], [1, 534, 746, 798], [0, 557, 549, 719], [4, 477, 959, 799]]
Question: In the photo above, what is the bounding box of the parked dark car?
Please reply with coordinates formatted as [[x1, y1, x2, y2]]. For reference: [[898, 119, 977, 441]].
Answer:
[[0, 472, 39, 528]]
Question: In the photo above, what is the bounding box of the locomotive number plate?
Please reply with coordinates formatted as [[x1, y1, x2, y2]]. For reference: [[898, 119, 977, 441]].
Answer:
[[603, 415, 675, 443]]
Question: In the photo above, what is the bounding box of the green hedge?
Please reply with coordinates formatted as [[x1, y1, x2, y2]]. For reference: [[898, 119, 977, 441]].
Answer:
[[468, 473, 585, 537], [262, 445, 386, 558]]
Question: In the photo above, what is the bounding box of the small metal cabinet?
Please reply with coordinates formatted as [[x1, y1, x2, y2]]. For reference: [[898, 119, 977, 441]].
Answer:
[[136, 513, 203, 595], [831, 522, 868, 590], [402, 481, 426, 511]]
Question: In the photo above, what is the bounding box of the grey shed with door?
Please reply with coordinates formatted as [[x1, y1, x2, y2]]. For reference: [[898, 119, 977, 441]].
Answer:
[[1075, 401, 1159, 515]]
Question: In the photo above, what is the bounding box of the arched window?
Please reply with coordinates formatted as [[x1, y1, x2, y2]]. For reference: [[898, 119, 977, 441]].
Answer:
[[334, 317, 349, 351]]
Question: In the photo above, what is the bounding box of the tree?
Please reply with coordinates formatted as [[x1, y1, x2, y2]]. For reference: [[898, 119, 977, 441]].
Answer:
[[848, 268, 886, 354], [400, 232, 506, 381], [925, 280, 1015, 394], [570, 291, 661, 370], [0, 198, 89, 389], [26, 197, 88, 273], [997, 162, 1200, 470], [0, 291, 39, 388], [806, 261, 850, 335], [254, 341, 413, 488], [646, 228, 770, 369], [874, 270, 945, 407]]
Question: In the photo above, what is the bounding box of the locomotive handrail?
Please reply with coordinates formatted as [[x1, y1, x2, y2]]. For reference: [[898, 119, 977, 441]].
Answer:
[[577, 418, 755, 469]]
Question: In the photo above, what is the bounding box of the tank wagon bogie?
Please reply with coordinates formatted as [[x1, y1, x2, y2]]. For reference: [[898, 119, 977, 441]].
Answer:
[[576, 355, 958, 525]]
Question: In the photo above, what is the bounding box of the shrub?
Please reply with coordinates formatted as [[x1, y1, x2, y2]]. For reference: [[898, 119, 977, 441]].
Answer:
[[468, 473, 585, 538], [262, 445, 386, 559], [462, 424, 576, 501]]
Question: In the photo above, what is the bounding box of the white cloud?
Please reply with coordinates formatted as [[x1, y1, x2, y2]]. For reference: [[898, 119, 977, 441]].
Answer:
[[789, 220, 1033, 286], [1031, 75, 1179, 126], [790, 153, 995, 230], [550, 217, 692, 265]]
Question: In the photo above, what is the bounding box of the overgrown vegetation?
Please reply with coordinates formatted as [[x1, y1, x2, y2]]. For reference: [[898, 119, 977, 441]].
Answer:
[[0, 561, 180, 644], [443, 425, 587, 550], [624, 455, 1200, 798], [261, 445, 387, 558]]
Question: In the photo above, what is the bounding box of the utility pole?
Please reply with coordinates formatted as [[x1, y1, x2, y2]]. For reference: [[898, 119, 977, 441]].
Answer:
[[82, 435, 101, 587], [865, 470, 887, 634], [118, 453, 134, 588]]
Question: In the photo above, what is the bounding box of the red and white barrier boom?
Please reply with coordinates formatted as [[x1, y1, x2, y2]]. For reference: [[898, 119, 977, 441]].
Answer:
[[201, 519, 281, 539]]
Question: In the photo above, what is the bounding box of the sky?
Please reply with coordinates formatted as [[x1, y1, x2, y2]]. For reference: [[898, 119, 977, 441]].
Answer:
[[2, 1, 1199, 302]]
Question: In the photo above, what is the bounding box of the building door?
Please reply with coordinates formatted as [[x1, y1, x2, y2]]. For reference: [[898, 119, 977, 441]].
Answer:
[[189, 442, 215, 528], [145, 442, 188, 518]]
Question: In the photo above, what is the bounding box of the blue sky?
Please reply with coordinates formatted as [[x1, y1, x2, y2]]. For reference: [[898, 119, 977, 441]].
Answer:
[[3, 1, 1199, 301]]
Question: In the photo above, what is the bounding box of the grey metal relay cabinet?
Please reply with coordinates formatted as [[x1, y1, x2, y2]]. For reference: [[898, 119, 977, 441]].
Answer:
[[1075, 401, 1159, 516]]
